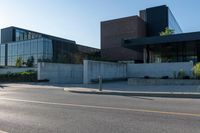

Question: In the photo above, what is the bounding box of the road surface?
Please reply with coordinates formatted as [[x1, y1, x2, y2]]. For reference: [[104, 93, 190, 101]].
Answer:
[[0, 84, 200, 133]]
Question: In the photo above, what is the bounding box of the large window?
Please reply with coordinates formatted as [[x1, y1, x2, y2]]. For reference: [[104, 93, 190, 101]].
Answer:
[[0, 44, 5, 66], [149, 42, 198, 63], [5, 38, 53, 66], [15, 29, 42, 42], [0, 37, 79, 66]]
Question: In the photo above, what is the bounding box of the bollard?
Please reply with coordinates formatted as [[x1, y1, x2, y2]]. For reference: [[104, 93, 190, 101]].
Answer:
[[99, 76, 102, 91]]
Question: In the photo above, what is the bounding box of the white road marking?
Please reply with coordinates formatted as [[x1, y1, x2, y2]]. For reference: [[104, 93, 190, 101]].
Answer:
[[0, 97, 200, 117]]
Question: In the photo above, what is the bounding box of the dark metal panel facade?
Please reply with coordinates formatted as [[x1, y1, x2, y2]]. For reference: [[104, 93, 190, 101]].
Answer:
[[146, 5, 168, 36], [1, 27, 15, 43]]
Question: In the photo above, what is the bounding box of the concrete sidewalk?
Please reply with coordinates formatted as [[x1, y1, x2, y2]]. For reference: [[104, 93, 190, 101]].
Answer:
[[2, 82, 200, 98], [64, 87, 200, 99], [64, 82, 200, 98], [64, 81, 200, 92]]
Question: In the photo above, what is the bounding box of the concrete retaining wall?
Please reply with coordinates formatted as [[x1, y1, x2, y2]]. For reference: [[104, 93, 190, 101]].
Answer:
[[127, 62, 193, 78], [38, 62, 83, 84], [0, 67, 37, 74], [128, 78, 200, 85], [83, 60, 127, 84]]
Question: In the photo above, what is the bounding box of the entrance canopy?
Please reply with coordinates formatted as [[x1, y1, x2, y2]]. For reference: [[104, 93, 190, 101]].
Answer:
[[123, 31, 200, 49], [122, 32, 200, 63]]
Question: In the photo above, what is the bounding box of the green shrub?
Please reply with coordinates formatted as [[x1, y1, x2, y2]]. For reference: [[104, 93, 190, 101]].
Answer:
[[0, 70, 37, 82], [160, 27, 174, 36], [16, 57, 23, 67], [193, 63, 200, 79]]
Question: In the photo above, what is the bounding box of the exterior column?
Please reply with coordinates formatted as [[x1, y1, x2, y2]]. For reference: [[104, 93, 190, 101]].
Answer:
[[146, 45, 150, 63], [5, 44, 8, 66], [143, 46, 150, 63], [143, 48, 147, 63]]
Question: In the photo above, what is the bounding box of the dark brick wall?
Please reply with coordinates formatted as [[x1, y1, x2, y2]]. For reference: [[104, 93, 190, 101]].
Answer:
[[101, 16, 146, 61]]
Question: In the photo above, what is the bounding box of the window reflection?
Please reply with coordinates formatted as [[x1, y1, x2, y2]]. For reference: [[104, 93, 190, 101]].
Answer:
[[0, 44, 5, 66], [168, 9, 182, 34], [15, 29, 42, 42], [4, 38, 53, 66]]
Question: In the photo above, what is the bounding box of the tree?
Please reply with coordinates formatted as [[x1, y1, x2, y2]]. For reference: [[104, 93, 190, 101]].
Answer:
[[26, 56, 34, 67], [160, 27, 174, 36], [193, 63, 200, 79], [16, 57, 23, 67], [74, 52, 86, 64]]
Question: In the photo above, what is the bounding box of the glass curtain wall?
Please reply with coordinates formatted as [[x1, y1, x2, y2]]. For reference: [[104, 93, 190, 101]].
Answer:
[[6, 38, 53, 66], [149, 42, 197, 63], [0, 44, 5, 66], [15, 29, 42, 42], [168, 9, 182, 34]]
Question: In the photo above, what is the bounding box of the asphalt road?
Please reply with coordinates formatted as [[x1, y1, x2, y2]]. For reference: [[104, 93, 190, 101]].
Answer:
[[0, 84, 200, 133]]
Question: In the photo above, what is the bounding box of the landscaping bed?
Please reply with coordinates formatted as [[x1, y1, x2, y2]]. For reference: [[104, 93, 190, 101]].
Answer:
[[128, 78, 200, 85], [0, 70, 37, 82]]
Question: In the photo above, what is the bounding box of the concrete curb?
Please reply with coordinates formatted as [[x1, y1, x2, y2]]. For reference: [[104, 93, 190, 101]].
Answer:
[[128, 78, 200, 86], [0, 83, 65, 90], [64, 88, 200, 99]]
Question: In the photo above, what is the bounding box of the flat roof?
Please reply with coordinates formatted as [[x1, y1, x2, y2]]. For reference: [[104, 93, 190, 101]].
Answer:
[[122, 31, 200, 49], [3, 26, 76, 44], [101, 15, 142, 24]]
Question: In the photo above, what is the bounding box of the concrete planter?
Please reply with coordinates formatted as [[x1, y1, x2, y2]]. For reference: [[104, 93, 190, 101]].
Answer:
[[128, 78, 200, 85]]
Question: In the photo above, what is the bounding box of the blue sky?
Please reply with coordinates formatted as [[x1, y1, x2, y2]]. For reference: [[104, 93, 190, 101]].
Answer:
[[0, 0, 200, 48]]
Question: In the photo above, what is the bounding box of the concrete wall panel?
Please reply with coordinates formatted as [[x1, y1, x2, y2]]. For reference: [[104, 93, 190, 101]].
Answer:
[[84, 60, 127, 84], [127, 62, 193, 78], [38, 62, 83, 84]]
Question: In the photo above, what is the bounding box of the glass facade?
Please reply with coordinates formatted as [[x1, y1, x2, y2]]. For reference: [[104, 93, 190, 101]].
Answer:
[[0, 44, 5, 66], [0, 29, 1, 43], [148, 42, 198, 63], [168, 9, 182, 34], [145, 5, 183, 36], [15, 29, 42, 42], [0, 38, 53, 66], [0, 27, 99, 66]]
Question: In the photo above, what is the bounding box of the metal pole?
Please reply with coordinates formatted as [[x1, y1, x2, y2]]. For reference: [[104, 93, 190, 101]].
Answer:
[[99, 76, 102, 91]]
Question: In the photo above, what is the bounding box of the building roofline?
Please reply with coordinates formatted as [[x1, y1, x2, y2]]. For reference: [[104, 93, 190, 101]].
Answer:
[[2, 26, 76, 44], [146, 5, 167, 10], [76, 44, 100, 50], [101, 15, 143, 23]]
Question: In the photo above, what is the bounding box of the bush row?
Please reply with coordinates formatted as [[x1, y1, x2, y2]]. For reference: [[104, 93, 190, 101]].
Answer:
[[0, 70, 37, 82]]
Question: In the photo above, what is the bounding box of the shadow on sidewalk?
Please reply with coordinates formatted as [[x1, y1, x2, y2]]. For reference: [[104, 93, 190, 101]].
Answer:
[[68, 90, 200, 99]]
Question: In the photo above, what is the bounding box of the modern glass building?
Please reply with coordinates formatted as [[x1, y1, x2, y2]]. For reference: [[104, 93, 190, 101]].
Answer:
[[0, 38, 53, 66], [123, 32, 200, 63], [122, 5, 200, 63], [101, 5, 200, 63], [0, 27, 99, 66]]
